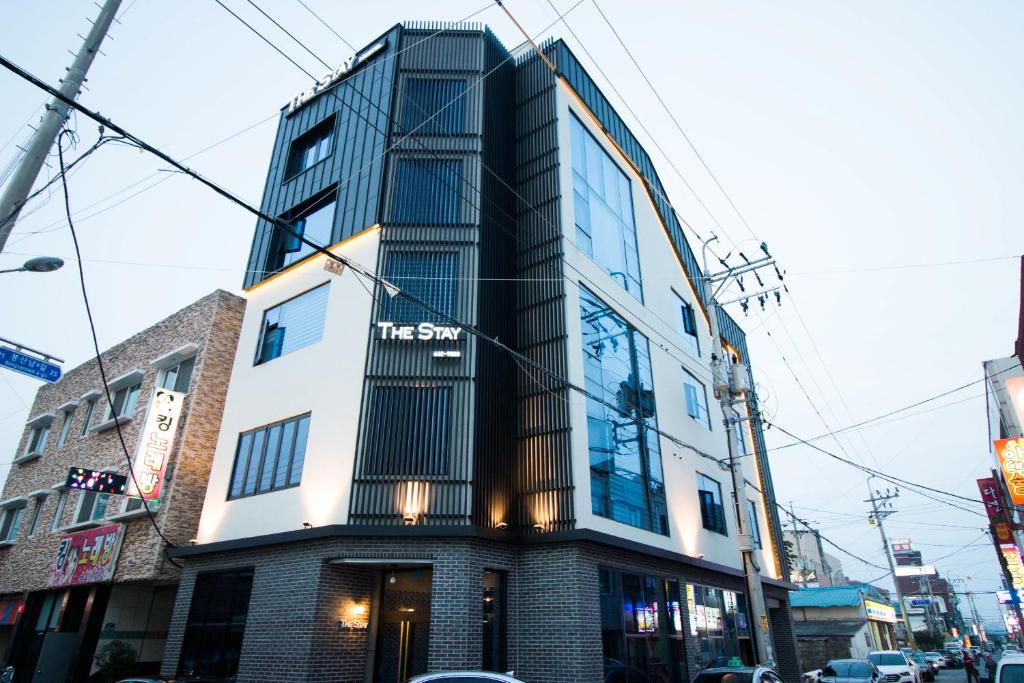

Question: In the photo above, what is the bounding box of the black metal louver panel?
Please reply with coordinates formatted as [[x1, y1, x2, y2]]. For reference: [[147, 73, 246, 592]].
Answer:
[[362, 386, 451, 476]]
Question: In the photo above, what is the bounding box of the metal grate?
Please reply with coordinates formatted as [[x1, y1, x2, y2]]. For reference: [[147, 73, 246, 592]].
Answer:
[[362, 386, 451, 476], [391, 158, 462, 225], [400, 78, 466, 135], [379, 251, 457, 323]]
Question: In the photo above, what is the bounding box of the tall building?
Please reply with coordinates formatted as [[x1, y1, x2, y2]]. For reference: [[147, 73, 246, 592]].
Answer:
[[0, 290, 244, 681], [160, 24, 799, 683]]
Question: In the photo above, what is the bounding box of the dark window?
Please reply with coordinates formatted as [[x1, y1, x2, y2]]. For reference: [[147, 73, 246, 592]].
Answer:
[[400, 78, 467, 134], [255, 284, 329, 365], [693, 673, 753, 683], [379, 251, 457, 323], [363, 386, 450, 476], [580, 286, 667, 535], [266, 194, 337, 273], [178, 568, 254, 681], [675, 293, 700, 356], [999, 665, 1024, 683], [26, 498, 44, 536], [228, 413, 310, 499], [827, 662, 855, 676], [684, 371, 712, 430], [79, 400, 95, 436], [76, 491, 110, 524], [746, 500, 762, 548], [25, 424, 50, 455], [0, 506, 24, 542], [869, 654, 910, 667], [482, 570, 506, 672], [391, 158, 461, 224], [697, 474, 727, 535], [105, 383, 141, 420], [56, 410, 74, 447], [160, 356, 195, 393], [286, 115, 335, 178], [570, 114, 642, 301]]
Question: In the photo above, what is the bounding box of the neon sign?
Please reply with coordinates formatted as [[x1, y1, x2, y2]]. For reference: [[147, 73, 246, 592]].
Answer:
[[65, 468, 126, 495], [996, 438, 1024, 505]]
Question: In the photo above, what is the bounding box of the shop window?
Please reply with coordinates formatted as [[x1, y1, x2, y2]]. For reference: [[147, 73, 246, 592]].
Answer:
[[160, 356, 196, 393], [697, 473, 727, 535], [79, 400, 96, 437], [391, 158, 462, 224], [286, 115, 335, 178], [746, 500, 762, 549], [178, 568, 254, 681], [580, 286, 667, 535], [687, 584, 751, 669], [24, 423, 50, 456], [401, 78, 466, 134], [362, 386, 450, 476], [56, 409, 75, 448], [570, 114, 642, 301], [379, 251, 457, 323], [228, 413, 310, 499], [482, 570, 506, 672], [255, 284, 329, 365], [0, 506, 25, 542], [684, 371, 712, 430], [75, 491, 110, 525], [105, 383, 141, 421], [266, 193, 337, 274]]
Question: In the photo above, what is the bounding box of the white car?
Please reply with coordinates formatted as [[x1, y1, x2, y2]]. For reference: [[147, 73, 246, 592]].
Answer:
[[995, 653, 1024, 683], [868, 651, 920, 683]]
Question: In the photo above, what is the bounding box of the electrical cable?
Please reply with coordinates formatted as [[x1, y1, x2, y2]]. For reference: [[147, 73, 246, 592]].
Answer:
[[56, 128, 183, 569]]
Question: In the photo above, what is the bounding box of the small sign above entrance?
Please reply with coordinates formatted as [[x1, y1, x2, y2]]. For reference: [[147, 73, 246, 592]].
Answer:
[[375, 322, 464, 342]]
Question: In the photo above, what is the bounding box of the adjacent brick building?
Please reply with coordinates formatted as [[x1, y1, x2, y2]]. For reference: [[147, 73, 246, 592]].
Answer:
[[0, 289, 244, 682]]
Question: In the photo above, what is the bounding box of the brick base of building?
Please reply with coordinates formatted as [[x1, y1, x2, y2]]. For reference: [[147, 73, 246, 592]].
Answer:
[[160, 533, 801, 683]]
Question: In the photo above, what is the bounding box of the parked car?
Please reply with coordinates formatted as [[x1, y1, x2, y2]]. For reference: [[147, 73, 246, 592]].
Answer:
[[944, 651, 964, 669], [817, 659, 884, 683], [868, 651, 919, 683], [925, 652, 948, 670], [408, 673, 525, 683], [995, 653, 1024, 683], [693, 666, 787, 683], [912, 654, 936, 681]]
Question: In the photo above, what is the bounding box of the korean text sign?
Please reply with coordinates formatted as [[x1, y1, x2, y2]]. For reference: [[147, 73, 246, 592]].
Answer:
[[127, 388, 185, 501], [47, 523, 124, 587], [996, 438, 1024, 505]]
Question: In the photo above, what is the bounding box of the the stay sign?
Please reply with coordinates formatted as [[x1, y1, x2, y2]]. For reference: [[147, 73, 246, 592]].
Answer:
[[375, 322, 464, 342]]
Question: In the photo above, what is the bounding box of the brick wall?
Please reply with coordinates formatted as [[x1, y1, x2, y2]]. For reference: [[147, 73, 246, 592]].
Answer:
[[770, 604, 804, 682], [796, 636, 853, 671], [0, 289, 244, 592]]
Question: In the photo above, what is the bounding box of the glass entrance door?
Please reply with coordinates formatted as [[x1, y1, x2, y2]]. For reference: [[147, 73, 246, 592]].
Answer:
[[374, 568, 432, 683]]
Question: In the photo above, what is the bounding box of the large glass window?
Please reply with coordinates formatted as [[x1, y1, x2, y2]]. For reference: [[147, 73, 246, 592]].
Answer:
[[570, 114, 642, 301], [391, 158, 462, 225], [401, 78, 466, 134], [580, 286, 667, 535], [362, 386, 450, 476], [228, 413, 310, 499], [697, 474, 727, 535], [684, 371, 712, 430], [178, 568, 254, 681], [286, 115, 334, 178], [267, 195, 337, 272], [255, 284, 329, 365], [75, 491, 110, 524], [379, 251, 457, 323]]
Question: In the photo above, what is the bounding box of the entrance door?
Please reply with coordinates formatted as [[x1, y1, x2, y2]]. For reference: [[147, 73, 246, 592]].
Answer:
[[374, 569, 432, 683], [32, 632, 78, 683]]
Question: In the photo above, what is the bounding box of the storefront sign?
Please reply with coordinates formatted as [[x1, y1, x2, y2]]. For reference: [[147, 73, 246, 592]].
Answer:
[[891, 538, 912, 552], [1008, 377, 1024, 429], [47, 523, 124, 587], [994, 521, 1015, 543], [686, 584, 698, 636], [1001, 543, 1024, 590], [65, 468, 127, 495], [978, 477, 1009, 522], [996, 589, 1024, 604], [286, 40, 387, 114], [375, 322, 463, 341], [126, 388, 185, 501], [865, 599, 898, 623], [996, 438, 1024, 505], [894, 565, 936, 577]]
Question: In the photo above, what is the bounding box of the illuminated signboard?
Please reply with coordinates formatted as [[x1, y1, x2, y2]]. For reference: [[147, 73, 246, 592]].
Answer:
[[285, 40, 387, 114], [375, 322, 464, 341], [126, 388, 185, 501], [65, 468, 127, 495], [891, 538, 913, 552], [978, 478, 1008, 522], [47, 523, 124, 587], [865, 599, 897, 623], [995, 438, 1024, 505], [1001, 543, 1024, 590], [636, 605, 656, 633], [1008, 377, 1024, 429], [996, 589, 1024, 604], [686, 584, 698, 636], [894, 565, 936, 577]]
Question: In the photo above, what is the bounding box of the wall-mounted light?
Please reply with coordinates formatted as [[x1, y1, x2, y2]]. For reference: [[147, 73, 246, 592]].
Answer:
[[302, 521, 313, 529], [696, 553, 705, 560], [496, 522, 508, 530], [188, 538, 198, 545], [533, 523, 545, 532], [388, 571, 397, 585], [403, 512, 418, 526]]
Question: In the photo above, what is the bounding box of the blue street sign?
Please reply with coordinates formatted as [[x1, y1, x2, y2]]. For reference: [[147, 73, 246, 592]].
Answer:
[[0, 346, 61, 382]]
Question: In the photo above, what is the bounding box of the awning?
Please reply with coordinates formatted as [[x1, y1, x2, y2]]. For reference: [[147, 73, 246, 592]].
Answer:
[[0, 594, 25, 626]]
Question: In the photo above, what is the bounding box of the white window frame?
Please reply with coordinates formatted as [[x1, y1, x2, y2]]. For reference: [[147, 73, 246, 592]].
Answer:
[[0, 503, 27, 544], [25, 424, 50, 456], [26, 494, 47, 537], [104, 382, 142, 421], [51, 489, 69, 531], [56, 410, 75, 448], [79, 398, 97, 436], [683, 371, 712, 430], [158, 355, 196, 393], [72, 490, 111, 527], [91, 370, 144, 433], [673, 290, 701, 358]]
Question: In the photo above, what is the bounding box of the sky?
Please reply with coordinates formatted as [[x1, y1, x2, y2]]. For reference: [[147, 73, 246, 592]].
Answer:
[[1, 0, 1022, 629]]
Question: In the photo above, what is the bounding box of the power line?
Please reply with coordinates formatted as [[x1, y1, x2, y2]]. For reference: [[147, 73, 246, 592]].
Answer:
[[56, 129, 182, 568]]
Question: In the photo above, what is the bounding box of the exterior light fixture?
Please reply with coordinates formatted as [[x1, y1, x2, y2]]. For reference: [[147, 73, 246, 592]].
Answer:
[[302, 521, 312, 529], [188, 538, 198, 545], [388, 571, 397, 585], [0, 256, 65, 275], [533, 523, 544, 532], [496, 522, 508, 530], [696, 553, 705, 560], [402, 512, 418, 526]]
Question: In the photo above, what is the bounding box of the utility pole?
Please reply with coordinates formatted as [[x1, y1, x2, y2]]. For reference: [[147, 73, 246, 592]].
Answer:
[[0, 0, 122, 254], [701, 236, 781, 667], [866, 479, 916, 648], [965, 591, 985, 643]]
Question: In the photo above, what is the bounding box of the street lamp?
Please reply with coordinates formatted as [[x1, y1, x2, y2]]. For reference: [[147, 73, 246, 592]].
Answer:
[[0, 256, 64, 274]]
